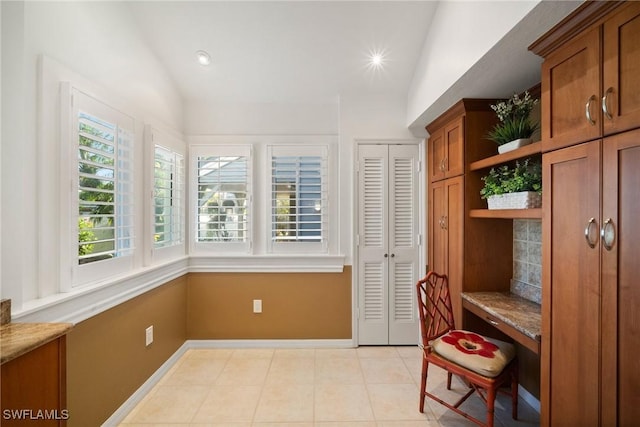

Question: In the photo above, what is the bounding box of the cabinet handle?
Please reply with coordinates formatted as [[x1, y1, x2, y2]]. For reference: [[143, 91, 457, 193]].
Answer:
[[384, 253, 388, 258], [443, 157, 448, 171], [585, 217, 598, 248], [390, 253, 395, 258], [585, 95, 597, 125], [439, 158, 446, 172], [601, 218, 615, 251], [439, 216, 444, 229], [442, 216, 448, 230], [486, 317, 499, 327], [602, 87, 614, 120]]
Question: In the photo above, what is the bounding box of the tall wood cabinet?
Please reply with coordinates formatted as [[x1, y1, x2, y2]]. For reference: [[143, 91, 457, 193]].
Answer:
[[531, 2, 640, 425], [426, 99, 512, 328]]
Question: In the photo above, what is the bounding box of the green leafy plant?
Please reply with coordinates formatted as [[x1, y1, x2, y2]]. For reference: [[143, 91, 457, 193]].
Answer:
[[480, 158, 542, 199], [487, 91, 539, 146]]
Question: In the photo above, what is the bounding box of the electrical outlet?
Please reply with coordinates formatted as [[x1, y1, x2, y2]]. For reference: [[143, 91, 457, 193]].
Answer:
[[253, 299, 262, 313], [145, 325, 154, 346]]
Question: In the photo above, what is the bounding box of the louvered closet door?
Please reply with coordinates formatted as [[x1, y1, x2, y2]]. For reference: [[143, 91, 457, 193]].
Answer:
[[357, 144, 420, 345]]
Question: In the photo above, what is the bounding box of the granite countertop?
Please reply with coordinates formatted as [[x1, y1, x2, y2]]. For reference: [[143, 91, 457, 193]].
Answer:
[[461, 292, 541, 342], [1, 322, 73, 365]]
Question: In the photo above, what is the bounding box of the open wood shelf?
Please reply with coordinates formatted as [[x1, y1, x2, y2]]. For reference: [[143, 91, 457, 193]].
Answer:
[[469, 208, 542, 219], [469, 141, 542, 171]]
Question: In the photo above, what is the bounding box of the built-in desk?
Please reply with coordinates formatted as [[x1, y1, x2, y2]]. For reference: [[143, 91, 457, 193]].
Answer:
[[461, 292, 541, 354]]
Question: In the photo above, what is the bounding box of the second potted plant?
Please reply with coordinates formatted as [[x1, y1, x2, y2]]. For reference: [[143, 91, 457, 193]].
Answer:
[[480, 158, 542, 209], [487, 91, 539, 154]]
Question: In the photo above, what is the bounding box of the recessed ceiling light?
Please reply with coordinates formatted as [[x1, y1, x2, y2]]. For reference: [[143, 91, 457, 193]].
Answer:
[[196, 50, 211, 66], [367, 49, 386, 70], [371, 54, 383, 66]]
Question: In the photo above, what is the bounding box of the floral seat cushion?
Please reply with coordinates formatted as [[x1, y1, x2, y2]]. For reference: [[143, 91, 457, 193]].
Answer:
[[431, 330, 516, 378]]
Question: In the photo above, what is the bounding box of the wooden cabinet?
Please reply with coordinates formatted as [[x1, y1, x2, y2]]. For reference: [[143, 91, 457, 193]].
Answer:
[[600, 129, 640, 426], [602, 3, 640, 136], [541, 141, 601, 426], [532, 2, 640, 425], [542, 129, 640, 427], [1, 336, 68, 426], [428, 117, 464, 182], [426, 99, 512, 329], [428, 176, 463, 325], [533, 1, 640, 152]]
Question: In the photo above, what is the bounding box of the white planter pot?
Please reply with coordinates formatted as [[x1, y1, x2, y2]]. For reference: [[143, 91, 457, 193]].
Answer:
[[487, 191, 542, 210], [498, 138, 533, 154]]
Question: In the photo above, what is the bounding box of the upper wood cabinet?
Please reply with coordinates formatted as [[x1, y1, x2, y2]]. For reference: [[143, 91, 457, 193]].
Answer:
[[531, 1, 640, 152], [603, 3, 640, 135], [427, 116, 464, 182]]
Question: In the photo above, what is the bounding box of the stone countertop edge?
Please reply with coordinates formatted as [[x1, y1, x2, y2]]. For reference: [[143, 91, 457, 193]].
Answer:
[[0, 323, 74, 365], [461, 291, 541, 342]]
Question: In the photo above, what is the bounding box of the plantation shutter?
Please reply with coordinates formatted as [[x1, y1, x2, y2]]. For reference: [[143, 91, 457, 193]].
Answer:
[[192, 145, 252, 252], [154, 145, 184, 248], [76, 106, 133, 264], [269, 145, 328, 251]]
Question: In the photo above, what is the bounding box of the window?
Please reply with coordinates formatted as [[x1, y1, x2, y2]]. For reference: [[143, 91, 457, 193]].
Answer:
[[191, 145, 252, 252], [154, 145, 184, 249], [269, 145, 328, 252], [67, 86, 136, 285]]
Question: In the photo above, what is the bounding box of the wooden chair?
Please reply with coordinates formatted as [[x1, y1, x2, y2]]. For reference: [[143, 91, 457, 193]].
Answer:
[[416, 271, 518, 427]]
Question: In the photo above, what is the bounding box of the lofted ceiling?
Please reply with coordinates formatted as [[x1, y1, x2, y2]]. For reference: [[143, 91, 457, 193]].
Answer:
[[126, 1, 438, 104]]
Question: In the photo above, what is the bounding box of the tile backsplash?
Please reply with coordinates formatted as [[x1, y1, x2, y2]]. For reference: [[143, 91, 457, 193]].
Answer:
[[512, 219, 542, 304]]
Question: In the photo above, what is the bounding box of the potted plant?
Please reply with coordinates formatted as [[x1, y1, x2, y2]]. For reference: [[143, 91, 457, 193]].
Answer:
[[480, 158, 542, 209], [487, 91, 539, 154]]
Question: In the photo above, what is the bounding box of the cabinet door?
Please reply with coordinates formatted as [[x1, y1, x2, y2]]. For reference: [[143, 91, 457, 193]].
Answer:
[[428, 127, 445, 182], [542, 141, 601, 426], [428, 179, 447, 276], [444, 117, 464, 178], [603, 2, 640, 136], [541, 26, 601, 152], [445, 176, 464, 328], [601, 129, 640, 426], [428, 176, 464, 327]]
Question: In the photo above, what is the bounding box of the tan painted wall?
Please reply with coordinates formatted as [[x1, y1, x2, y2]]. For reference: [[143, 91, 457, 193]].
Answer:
[[66, 276, 187, 427], [64, 268, 353, 425], [187, 267, 352, 339]]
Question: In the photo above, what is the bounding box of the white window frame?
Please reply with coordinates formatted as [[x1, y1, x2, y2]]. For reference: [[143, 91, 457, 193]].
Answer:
[[267, 144, 329, 254], [60, 83, 136, 288], [145, 125, 186, 264], [190, 144, 253, 254]]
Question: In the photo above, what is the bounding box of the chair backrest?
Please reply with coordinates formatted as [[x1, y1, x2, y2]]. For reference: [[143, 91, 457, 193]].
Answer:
[[416, 271, 456, 346]]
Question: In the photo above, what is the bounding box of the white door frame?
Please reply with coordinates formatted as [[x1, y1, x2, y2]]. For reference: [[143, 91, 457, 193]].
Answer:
[[352, 138, 426, 346]]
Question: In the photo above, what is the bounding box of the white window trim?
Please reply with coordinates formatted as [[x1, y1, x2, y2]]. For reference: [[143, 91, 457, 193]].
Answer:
[[60, 82, 136, 289], [189, 144, 253, 255], [145, 124, 186, 265]]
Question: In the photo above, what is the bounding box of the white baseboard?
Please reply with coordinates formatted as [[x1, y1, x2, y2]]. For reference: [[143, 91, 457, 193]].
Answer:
[[101, 338, 355, 426], [518, 384, 540, 413], [186, 338, 355, 349]]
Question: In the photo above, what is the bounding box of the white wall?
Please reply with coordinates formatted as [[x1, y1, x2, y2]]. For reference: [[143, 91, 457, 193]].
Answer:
[[1, 1, 183, 311], [407, 0, 539, 128]]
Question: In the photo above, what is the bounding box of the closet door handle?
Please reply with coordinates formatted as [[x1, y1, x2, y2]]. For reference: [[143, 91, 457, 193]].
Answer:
[[602, 87, 614, 120], [601, 218, 615, 251], [439, 158, 446, 172], [585, 217, 598, 248], [586, 95, 597, 125], [442, 216, 448, 230]]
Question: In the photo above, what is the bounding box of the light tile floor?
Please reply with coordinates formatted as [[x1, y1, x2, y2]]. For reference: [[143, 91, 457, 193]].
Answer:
[[118, 346, 540, 426]]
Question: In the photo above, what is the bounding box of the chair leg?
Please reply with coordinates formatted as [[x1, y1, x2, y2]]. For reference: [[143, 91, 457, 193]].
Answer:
[[486, 387, 496, 427], [419, 356, 428, 412], [446, 372, 452, 390]]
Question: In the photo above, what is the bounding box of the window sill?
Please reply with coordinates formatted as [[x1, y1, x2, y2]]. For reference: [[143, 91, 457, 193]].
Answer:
[[188, 254, 346, 273]]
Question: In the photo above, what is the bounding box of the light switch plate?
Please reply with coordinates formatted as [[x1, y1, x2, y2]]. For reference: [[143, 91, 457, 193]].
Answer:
[[253, 299, 262, 313]]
